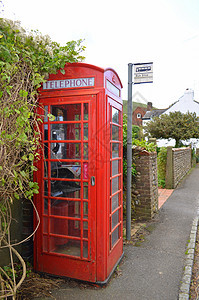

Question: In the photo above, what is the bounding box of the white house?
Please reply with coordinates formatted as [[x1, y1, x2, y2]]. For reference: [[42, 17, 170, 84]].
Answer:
[[164, 88, 199, 116], [143, 89, 199, 147]]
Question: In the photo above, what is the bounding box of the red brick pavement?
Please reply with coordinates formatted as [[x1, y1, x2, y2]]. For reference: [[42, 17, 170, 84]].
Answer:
[[158, 188, 174, 209]]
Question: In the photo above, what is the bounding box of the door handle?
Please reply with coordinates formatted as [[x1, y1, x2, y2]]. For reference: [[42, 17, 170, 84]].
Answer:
[[91, 176, 95, 186]]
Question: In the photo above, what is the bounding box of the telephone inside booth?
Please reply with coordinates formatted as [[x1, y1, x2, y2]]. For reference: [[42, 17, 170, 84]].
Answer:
[[43, 103, 88, 256]]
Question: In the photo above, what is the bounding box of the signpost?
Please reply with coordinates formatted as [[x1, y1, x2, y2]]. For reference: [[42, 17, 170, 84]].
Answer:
[[126, 62, 153, 241], [133, 62, 153, 84]]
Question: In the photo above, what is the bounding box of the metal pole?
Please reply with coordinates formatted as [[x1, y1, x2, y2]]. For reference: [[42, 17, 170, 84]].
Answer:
[[126, 63, 133, 240]]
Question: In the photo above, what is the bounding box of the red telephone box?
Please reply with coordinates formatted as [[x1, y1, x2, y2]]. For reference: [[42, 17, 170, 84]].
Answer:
[[34, 63, 123, 284]]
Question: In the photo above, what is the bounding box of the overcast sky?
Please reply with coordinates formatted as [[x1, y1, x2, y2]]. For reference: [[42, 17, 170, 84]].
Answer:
[[2, 0, 199, 108]]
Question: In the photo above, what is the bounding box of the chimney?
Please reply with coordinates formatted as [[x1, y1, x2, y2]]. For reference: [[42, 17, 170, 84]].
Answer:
[[147, 102, 152, 111]]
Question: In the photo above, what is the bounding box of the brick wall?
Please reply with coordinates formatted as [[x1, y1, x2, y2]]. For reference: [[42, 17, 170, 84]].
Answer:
[[132, 149, 158, 220], [166, 147, 191, 189]]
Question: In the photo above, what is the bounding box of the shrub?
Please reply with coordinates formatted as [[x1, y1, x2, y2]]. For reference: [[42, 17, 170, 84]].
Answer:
[[157, 147, 167, 188], [0, 18, 85, 298]]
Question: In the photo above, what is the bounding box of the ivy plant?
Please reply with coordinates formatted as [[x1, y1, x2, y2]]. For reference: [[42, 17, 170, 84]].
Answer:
[[0, 17, 85, 298]]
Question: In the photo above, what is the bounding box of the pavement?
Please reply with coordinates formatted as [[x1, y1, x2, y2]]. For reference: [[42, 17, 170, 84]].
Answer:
[[158, 188, 174, 209], [36, 165, 199, 300]]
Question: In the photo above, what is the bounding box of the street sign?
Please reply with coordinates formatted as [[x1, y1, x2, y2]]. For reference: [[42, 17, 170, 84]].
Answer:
[[133, 62, 153, 84]]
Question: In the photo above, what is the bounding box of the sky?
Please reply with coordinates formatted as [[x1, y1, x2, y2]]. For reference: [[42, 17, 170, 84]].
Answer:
[[2, 0, 199, 108]]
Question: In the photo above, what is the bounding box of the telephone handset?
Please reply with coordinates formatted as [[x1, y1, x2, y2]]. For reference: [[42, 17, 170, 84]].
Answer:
[[52, 130, 60, 154]]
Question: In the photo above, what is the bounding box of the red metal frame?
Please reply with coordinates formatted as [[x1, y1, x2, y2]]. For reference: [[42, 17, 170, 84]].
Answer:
[[34, 63, 123, 283]]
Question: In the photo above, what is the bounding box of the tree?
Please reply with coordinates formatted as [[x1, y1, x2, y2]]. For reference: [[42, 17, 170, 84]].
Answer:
[[123, 114, 141, 148], [144, 111, 199, 147]]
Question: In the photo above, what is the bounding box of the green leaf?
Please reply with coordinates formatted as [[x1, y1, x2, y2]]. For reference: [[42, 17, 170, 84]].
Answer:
[[13, 170, 18, 178], [30, 165, 38, 171], [18, 179, 23, 190], [33, 189, 39, 194], [47, 113, 55, 121], [29, 153, 34, 161], [14, 192, 20, 200], [19, 89, 28, 98], [20, 170, 27, 178], [29, 182, 34, 188], [22, 155, 28, 161], [60, 69, 65, 75]]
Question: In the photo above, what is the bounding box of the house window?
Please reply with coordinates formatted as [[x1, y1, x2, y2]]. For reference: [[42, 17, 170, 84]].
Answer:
[[137, 113, 142, 119]]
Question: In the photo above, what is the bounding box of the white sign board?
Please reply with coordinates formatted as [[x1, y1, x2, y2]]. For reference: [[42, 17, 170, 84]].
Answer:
[[43, 77, 95, 90], [133, 62, 153, 84]]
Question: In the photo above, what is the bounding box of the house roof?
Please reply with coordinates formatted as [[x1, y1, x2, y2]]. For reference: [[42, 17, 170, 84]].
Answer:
[[164, 89, 199, 116], [142, 109, 167, 120]]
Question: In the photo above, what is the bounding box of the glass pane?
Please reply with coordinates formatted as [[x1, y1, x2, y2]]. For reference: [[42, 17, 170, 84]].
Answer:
[[112, 125, 119, 140], [51, 104, 81, 121], [112, 226, 119, 247], [83, 162, 88, 179], [44, 180, 48, 196], [50, 218, 80, 237], [43, 235, 48, 252], [51, 162, 81, 179], [43, 217, 48, 233], [44, 106, 48, 122], [44, 124, 48, 140], [112, 143, 119, 158], [84, 123, 88, 140], [51, 180, 81, 198], [112, 108, 119, 124], [83, 143, 88, 160], [83, 202, 88, 218], [49, 237, 81, 257], [112, 177, 119, 194], [83, 183, 88, 199], [84, 103, 88, 120], [112, 193, 119, 211], [44, 143, 48, 159], [50, 199, 80, 218], [50, 124, 81, 141], [112, 210, 119, 229], [50, 143, 81, 159], [112, 160, 119, 176], [83, 241, 88, 258], [83, 221, 88, 238], [44, 198, 48, 214], [44, 161, 48, 178]]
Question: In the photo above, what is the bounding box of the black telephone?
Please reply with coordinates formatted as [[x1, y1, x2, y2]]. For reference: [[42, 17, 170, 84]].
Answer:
[[51, 130, 60, 154]]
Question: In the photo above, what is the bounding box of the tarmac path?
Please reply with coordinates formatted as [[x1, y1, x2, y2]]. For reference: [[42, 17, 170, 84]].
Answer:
[[36, 165, 199, 300]]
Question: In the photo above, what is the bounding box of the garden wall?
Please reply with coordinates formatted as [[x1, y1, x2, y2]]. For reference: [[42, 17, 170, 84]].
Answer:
[[165, 147, 191, 189], [132, 149, 158, 220], [0, 199, 33, 267]]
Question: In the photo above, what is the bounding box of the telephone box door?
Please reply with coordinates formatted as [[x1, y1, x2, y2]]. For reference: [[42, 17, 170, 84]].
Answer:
[[35, 95, 97, 282]]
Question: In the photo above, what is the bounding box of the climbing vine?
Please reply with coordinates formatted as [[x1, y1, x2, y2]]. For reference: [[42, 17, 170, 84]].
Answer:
[[0, 18, 85, 298]]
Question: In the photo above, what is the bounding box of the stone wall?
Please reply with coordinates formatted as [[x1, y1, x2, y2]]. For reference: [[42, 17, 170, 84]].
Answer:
[[132, 149, 158, 220], [165, 147, 191, 189]]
